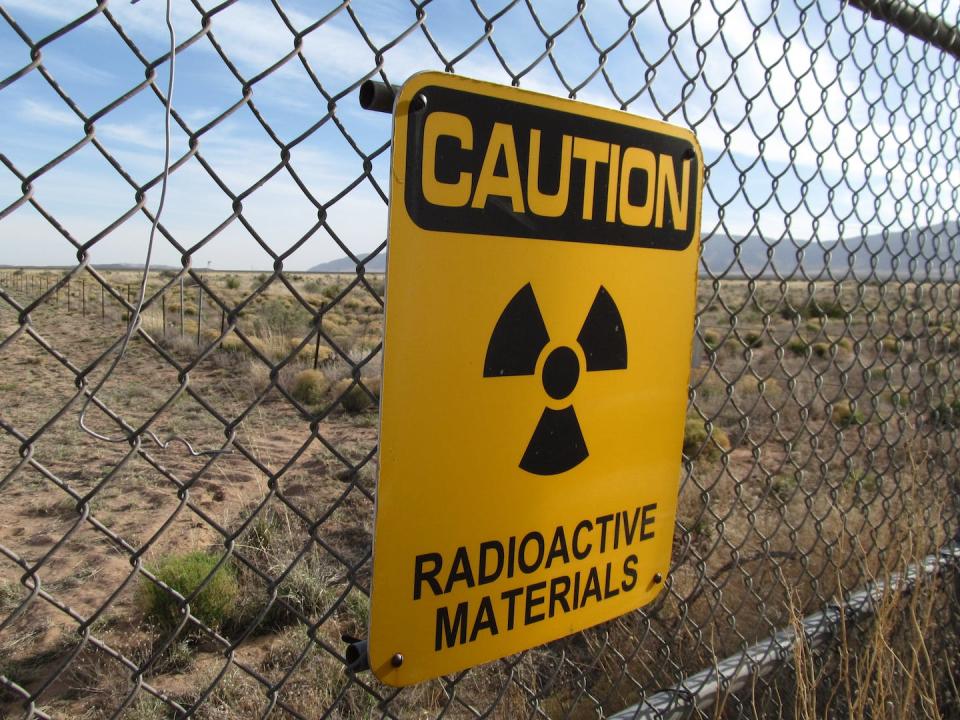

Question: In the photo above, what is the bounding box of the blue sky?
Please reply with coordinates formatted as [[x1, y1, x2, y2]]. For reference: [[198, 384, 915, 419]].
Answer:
[[1, 0, 958, 270]]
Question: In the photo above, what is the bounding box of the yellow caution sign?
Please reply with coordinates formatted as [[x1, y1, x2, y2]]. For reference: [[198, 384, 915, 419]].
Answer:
[[369, 72, 703, 686]]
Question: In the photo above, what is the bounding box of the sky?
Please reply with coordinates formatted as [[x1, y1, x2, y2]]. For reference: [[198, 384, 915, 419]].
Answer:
[[0, 0, 958, 271]]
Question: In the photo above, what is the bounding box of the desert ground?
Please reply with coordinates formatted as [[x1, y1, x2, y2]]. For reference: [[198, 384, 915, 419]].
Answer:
[[1, 267, 957, 718]]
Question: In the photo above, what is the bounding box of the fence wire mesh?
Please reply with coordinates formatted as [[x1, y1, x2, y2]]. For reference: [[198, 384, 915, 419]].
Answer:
[[1, 0, 959, 718]]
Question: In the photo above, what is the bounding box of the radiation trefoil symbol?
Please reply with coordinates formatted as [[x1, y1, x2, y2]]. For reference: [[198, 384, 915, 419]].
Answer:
[[483, 284, 628, 476]]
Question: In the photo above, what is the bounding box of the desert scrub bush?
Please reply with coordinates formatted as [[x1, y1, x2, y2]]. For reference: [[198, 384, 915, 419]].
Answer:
[[245, 336, 269, 358], [779, 304, 801, 320], [255, 297, 311, 337], [881, 336, 901, 353], [831, 400, 865, 428], [844, 468, 880, 494], [322, 281, 345, 300], [769, 473, 799, 503], [366, 274, 385, 295], [787, 338, 808, 355], [232, 507, 335, 628], [241, 359, 271, 394], [929, 400, 960, 429], [333, 378, 375, 413], [805, 299, 848, 319], [757, 377, 783, 402], [682, 417, 730, 460], [302, 278, 325, 294], [139, 551, 239, 632], [291, 369, 329, 405], [0, 580, 22, 613], [812, 342, 830, 358], [224, 275, 241, 290], [743, 331, 763, 348], [690, 368, 724, 399], [702, 329, 721, 351], [218, 335, 246, 354]]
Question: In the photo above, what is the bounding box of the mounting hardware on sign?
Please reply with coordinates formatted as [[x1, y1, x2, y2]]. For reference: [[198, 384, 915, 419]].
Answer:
[[359, 80, 427, 114], [343, 635, 370, 673], [359, 80, 399, 113]]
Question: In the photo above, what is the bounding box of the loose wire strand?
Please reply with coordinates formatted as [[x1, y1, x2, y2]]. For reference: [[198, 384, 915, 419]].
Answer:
[[78, 0, 224, 457]]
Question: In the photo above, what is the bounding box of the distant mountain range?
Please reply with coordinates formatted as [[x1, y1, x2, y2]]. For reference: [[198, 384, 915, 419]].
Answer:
[[699, 221, 959, 280], [11, 223, 952, 278], [308, 255, 386, 273], [309, 221, 959, 279]]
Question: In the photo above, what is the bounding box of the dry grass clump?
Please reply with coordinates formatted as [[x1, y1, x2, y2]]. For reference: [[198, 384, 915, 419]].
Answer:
[[291, 369, 329, 405], [831, 400, 865, 428], [683, 416, 731, 460], [138, 551, 240, 633], [788, 338, 808, 355], [785, 534, 957, 717], [332, 378, 380, 414], [218, 335, 246, 354], [702, 329, 721, 351]]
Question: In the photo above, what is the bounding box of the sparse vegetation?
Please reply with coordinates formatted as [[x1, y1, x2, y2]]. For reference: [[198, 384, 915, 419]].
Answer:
[[334, 379, 374, 414], [683, 417, 731, 460], [702, 329, 721, 351], [291, 369, 330, 405], [812, 341, 830, 358], [3, 269, 958, 718], [787, 338, 808, 355], [138, 551, 240, 632], [770, 473, 799, 503], [831, 400, 865, 428]]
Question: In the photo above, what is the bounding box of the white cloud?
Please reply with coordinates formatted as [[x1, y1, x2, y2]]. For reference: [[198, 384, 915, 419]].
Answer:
[[20, 99, 78, 127]]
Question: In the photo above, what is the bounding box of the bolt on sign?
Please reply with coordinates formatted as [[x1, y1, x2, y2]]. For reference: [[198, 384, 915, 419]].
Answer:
[[369, 71, 703, 685]]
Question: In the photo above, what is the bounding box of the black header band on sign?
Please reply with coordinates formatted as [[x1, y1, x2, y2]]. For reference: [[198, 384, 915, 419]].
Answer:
[[403, 85, 699, 251]]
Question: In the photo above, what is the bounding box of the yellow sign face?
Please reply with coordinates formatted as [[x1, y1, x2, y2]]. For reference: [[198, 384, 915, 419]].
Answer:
[[369, 72, 703, 686]]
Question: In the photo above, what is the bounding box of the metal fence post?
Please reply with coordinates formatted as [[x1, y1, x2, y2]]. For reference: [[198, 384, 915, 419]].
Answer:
[[196, 284, 203, 346]]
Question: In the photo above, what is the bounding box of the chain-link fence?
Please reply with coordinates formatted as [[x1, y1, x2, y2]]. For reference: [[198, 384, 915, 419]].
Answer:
[[2, 0, 960, 718]]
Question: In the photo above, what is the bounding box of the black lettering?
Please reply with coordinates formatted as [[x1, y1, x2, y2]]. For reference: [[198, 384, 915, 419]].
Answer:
[[525, 581, 547, 625], [596, 514, 614, 552], [621, 554, 639, 592], [501, 587, 523, 631], [573, 519, 593, 559], [436, 601, 469, 650], [622, 507, 641, 545], [414, 552, 443, 600], [405, 86, 700, 253], [613, 512, 622, 550], [478, 540, 505, 584], [470, 596, 499, 642], [640, 503, 657, 541], [507, 535, 516, 578], [603, 561, 620, 599], [545, 525, 570, 568], [572, 569, 582, 609], [444, 546, 475, 593], [581, 566, 602, 605], [549, 575, 571, 617], [518, 531, 545, 573]]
